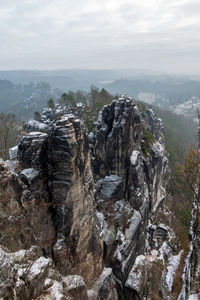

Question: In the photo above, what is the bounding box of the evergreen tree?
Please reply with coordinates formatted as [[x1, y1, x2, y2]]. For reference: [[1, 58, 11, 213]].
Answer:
[[47, 98, 55, 109], [34, 111, 41, 121]]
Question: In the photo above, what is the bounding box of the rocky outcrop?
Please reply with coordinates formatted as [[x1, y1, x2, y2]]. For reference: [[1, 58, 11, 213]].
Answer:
[[0, 110, 103, 298], [94, 99, 167, 211], [0, 244, 90, 300], [18, 114, 103, 285], [92, 97, 168, 296], [46, 115, 103, 284], [0, 96, 168, 299]]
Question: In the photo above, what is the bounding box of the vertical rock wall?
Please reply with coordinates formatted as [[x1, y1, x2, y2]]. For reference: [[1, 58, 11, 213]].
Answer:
[[0, 97, 169, 299], [17, 114, 103, 286], [93, 97, 168, 296]]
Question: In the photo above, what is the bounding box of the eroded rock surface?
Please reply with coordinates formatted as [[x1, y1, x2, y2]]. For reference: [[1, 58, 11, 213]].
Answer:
[[0, 96, 169, 299], [93, 97, 168, 296], [0, 110, 103, 299]]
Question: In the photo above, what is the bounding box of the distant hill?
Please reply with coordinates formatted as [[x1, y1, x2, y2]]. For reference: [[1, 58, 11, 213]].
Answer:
[[0, 80, 62, 119], [103, 78, 200, 107], [0, 69, 200, 121], [1, 70, 200, 102]]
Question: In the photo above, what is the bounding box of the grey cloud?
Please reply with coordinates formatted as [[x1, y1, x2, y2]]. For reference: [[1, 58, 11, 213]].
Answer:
[[0, 0, 200, 74]]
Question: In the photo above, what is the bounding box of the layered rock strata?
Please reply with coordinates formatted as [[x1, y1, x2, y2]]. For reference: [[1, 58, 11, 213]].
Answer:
[[0, 96, 168, 299], [0, 112, 104, 299], [92, 97, 168, 297]]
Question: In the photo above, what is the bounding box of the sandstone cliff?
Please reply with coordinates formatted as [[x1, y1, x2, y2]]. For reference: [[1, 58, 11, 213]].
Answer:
[[92, 97, 168, 298], [0, 96, 171, 299]]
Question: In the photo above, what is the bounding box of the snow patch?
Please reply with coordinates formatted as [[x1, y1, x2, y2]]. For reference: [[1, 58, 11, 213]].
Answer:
[[28, 131, 48, 137], [62, 275, 85, 291], [27, 257, 51, 280], [26, 120, 49, 132], [188, 294, 200, 300], [125, 210, 141, 240], [43, 280, 64, 300], [130, 151, 140, 165], [20, 168, 39, 184], [165, 251, 183, 292], [9, 146, 18, 160], [125, 255, 145, 291]]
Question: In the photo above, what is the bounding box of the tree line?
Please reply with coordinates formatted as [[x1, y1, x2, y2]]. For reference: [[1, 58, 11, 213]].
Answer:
[[34, 86, 116, 132]]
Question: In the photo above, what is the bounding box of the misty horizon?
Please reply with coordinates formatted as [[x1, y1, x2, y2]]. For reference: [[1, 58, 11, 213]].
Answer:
[[0, 68, 200, 78], [0, 0, 200, 75]]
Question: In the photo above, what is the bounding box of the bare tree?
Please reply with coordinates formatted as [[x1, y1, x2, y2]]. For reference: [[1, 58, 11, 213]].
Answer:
[[184, 109, 200, 204], [0, 113, 21, 160], [89, 85, 99, 109]]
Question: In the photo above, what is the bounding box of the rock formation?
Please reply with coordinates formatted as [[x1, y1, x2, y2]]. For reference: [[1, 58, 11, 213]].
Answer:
[[0, 96, 171, 299], [92, 97, 168, 298], [0, 111, 104, 299]]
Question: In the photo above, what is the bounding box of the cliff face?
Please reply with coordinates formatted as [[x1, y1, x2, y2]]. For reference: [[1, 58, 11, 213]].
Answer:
[[0, 112, 104, 299], [94, 98, 167, 211], [0, 97, 168, 299], [19, 114, 104, 280], [92, 98, 168, 297]]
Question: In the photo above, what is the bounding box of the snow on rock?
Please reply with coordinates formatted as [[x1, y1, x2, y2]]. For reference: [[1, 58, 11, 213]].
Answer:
[[40, 280, 65, 300], [130, 151, 140, 166], [159, 242, 172, 259], [178, 243, 194, 300], [125, 210, 141, 240], [20, 168, 39, 185], [62, 275, 85, 291], [152, 185, 166, 213], [114, 200, 131, 225], [0, 247, 15, 298], [96, 210, 115, 244], [158, 223, 168, 232], [103, 228, 115, 244], [0, 246, 51, 298], [146, 249, 158, 263], [152, 141, 165, 158], [88, 132, 95, 142], [27, 257, 52, 280], [165, 250, 183, 292], [37, 273, 86, 300], [11, 245, 39, 263], [5, 159, 18, 173], [116, 229, 126, 248], [28, 131, 48, 137], [125, 255, 146, 292], [114, 248, 122, 262], [25, 120, 49, 133], [96, 211, 105, 232], [55, 116, 70, 126], [9, 145, 18, 160], [188, 294, 200, 300]]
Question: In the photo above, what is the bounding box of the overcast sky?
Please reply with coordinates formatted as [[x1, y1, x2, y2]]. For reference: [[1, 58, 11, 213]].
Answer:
[[0, 0, 200, 74]]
